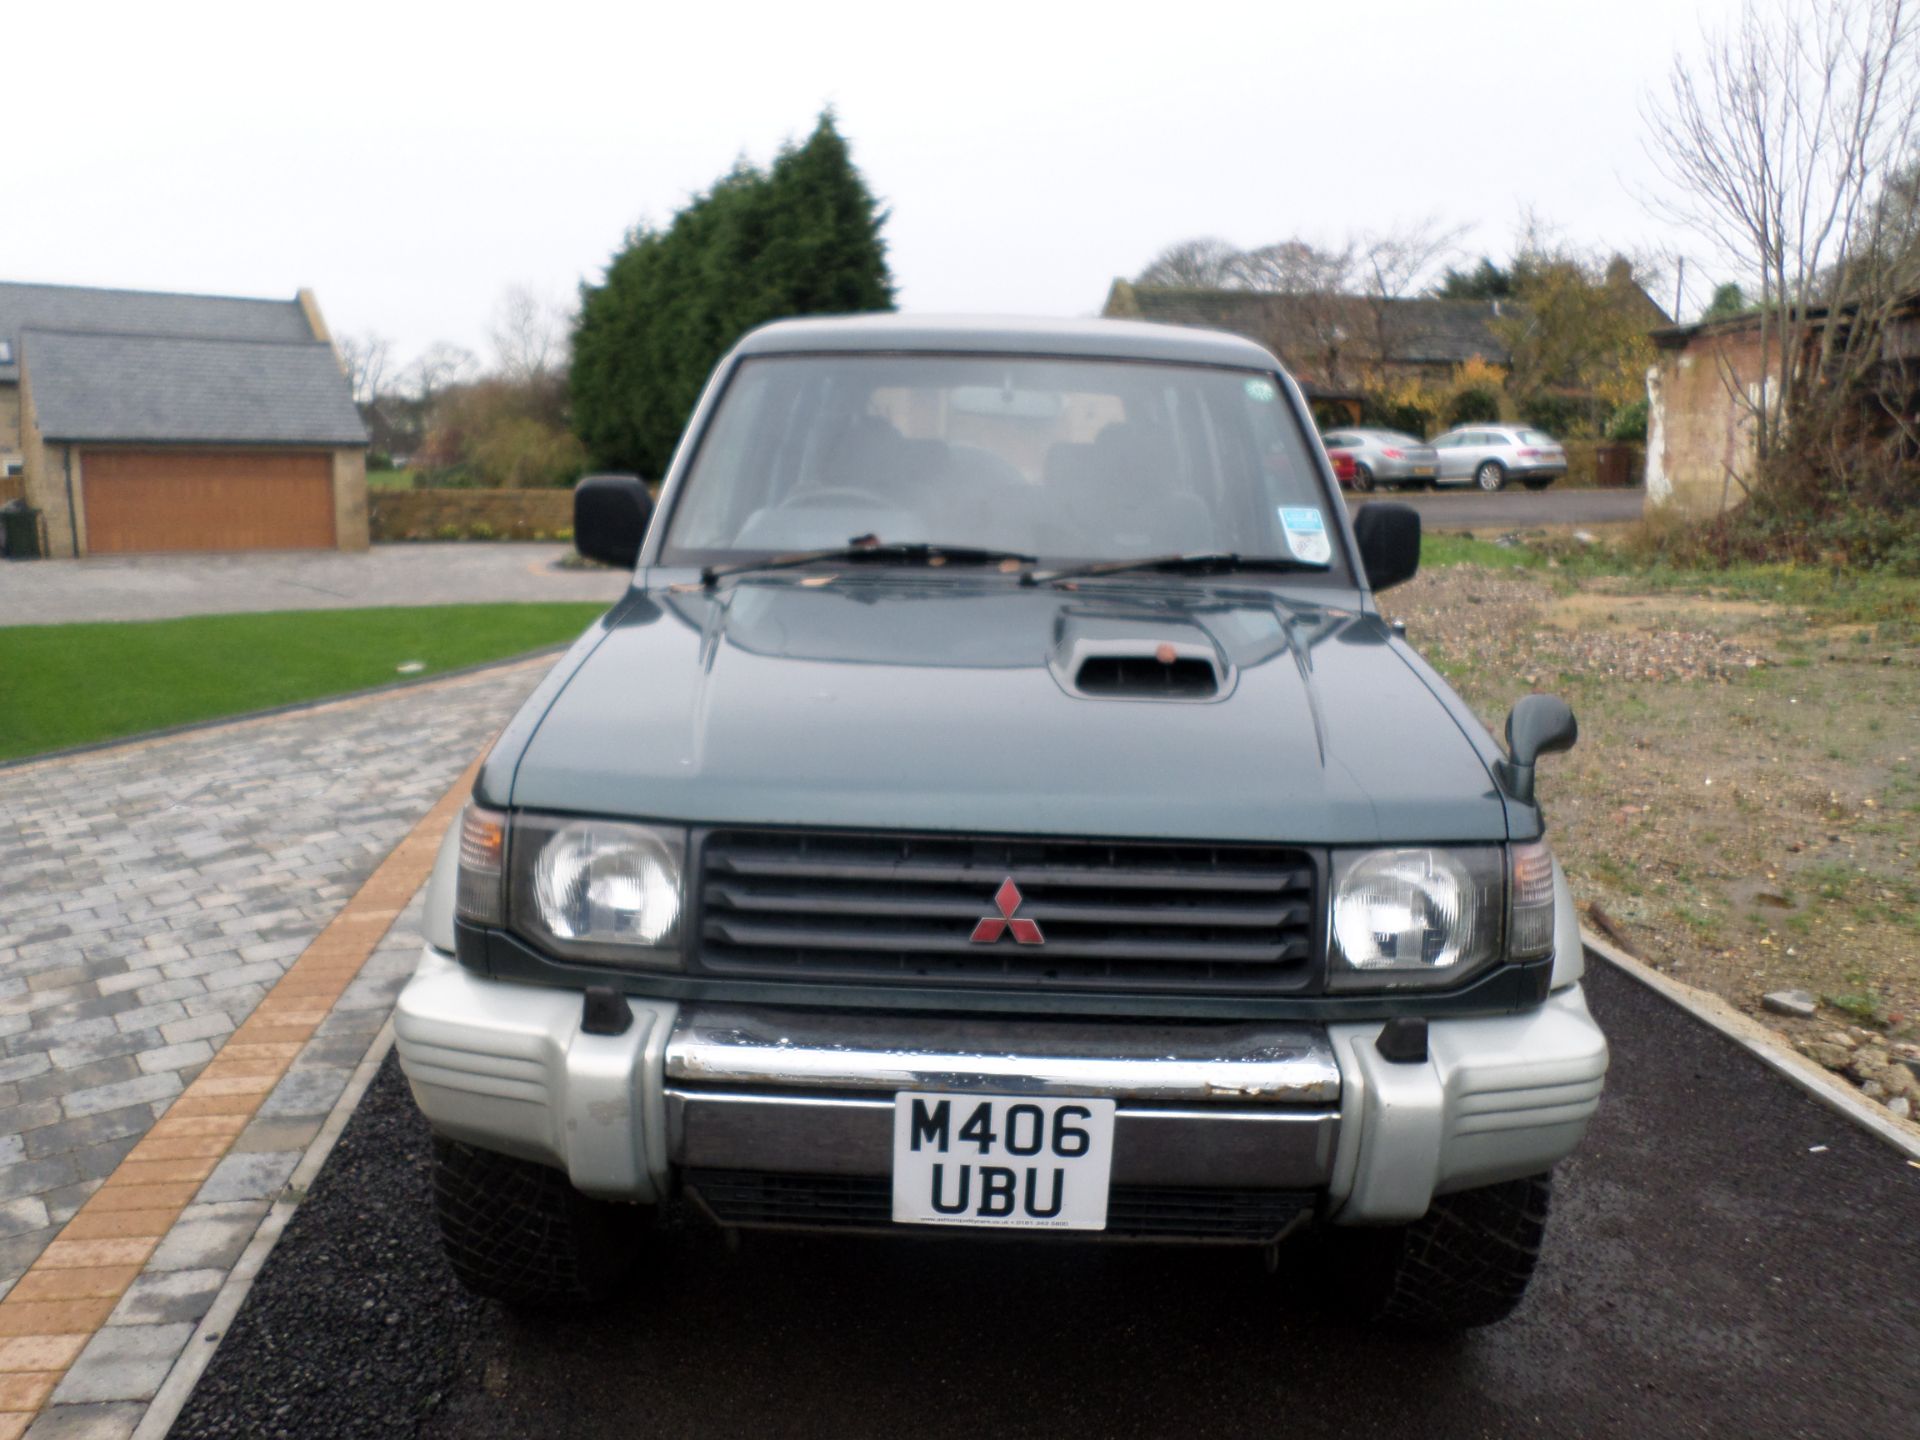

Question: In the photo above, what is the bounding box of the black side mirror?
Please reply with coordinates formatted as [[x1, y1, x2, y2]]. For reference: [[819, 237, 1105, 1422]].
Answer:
[[1500, 694, 1579, 803], [574, 474, 653, 569], [1352, 502, 1420, 592]]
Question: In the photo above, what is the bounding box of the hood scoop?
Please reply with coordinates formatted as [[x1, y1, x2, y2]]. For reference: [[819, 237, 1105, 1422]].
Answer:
[[1049, 614, 1234, 703]]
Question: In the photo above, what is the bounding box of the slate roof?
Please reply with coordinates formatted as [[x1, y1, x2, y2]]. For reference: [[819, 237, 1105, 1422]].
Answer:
[[1113, 286, 1515, 366], [0, 281, 313, 384], [24, 330, 368, 446]]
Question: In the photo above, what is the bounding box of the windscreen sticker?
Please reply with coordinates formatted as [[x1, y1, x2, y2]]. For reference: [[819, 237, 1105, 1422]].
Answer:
[[1244, 378, 1277, 402], [1279, 506, 1331, 564]]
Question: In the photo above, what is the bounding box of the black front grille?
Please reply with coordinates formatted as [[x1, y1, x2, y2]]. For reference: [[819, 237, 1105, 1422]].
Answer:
[[694, 829, 1321, 994], [684, 1170, 1310, 1243]]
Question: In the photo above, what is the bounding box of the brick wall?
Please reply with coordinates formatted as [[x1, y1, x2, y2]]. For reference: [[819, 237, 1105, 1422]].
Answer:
[[368, 488, 575, 542]]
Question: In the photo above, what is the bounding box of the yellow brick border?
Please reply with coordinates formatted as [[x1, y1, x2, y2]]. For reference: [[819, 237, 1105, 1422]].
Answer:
[[0, 752, 483, 1439]]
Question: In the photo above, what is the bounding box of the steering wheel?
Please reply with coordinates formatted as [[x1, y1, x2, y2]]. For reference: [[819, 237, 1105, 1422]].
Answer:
[[783, 486, 896, 510]]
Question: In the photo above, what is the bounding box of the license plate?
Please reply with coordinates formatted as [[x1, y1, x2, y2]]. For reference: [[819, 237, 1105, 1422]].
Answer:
[[892, 1093, 1116, 1230], [1413, 465, 1436, 476]]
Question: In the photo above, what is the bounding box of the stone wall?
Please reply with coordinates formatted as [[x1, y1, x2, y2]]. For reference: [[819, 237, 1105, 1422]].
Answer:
[[368, 487, 575, 542]]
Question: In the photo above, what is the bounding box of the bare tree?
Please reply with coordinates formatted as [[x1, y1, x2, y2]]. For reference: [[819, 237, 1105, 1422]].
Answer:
[[1134, 237, 1246, 289], [337, 331, 392, 406], [401, 341, 478, 405], [1235, 239, 1354, 295], [1352, 217, 1468, 371], [488, 284, 569, 385], [1643, 0, 1920, 469]]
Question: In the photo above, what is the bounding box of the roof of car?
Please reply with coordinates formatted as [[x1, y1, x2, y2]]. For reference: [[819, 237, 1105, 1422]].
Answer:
[[733, 313, 1283, 369]]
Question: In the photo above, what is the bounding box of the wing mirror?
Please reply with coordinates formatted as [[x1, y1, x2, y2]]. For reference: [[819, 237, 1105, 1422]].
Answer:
[[1351, 502, 1420, 592], [1499, 694, 1578, 804], [573, 474, 654, 570]]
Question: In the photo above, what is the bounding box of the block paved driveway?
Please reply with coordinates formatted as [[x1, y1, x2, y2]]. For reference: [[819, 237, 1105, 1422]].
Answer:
[[0, 661, 551, 1300], [0, 544, 627, 626]]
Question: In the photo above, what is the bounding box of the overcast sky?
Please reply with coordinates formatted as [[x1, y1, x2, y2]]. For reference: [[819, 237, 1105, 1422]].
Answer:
[[11, 0, 1735, 369]]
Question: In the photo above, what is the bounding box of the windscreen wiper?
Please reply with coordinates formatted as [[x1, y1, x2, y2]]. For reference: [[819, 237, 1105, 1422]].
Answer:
[[700, 539, 1037, 588], [1021, 552, 1330, 587]]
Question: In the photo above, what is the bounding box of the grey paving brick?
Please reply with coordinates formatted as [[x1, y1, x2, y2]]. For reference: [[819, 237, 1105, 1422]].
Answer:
[[62, 1069, 182, 1119], [50, 1322, 196, 1404], [194, 1149, 302, 1204], [131, 975, 205, 1007], [0, 1050, 53, 1084], [110, 999, 188, 1035], [22, 1104, 156, 1161], [16, 1055, 140, 1105], [147, 1199, 269, 1271], [107, 1266, 226, 1327], [48, 1025, 165, 1071], [156, 1010, 235, 1047], [133, 1039, 215, 1076], [23, 1401, 145, 1440], [0, 1194, 51, 1240], [0, 1097, 63, 1138], [255, 1065, 352, 1120], [0, 1154, 79, 1203], [231, 1115, 324, 1154]]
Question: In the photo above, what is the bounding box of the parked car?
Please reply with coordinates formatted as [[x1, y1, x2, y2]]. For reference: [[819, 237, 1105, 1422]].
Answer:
[[1432, 425, 1568, 491], [397, 316, 1606, 1333], [1319, 428, 1440, 492], [1324, 444, 1359, 487]]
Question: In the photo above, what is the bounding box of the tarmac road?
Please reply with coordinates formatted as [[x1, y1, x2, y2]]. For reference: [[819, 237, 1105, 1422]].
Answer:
[[170, 958, 1920, 1440], [1347, 486, 1645, 529]]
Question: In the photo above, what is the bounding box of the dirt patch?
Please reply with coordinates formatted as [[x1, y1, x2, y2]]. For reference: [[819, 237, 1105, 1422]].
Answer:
[[1396, 561, 1920, 1105], [1539, 592, 1780, 631]]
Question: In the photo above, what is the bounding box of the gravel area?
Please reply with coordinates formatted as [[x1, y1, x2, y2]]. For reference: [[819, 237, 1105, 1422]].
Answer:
[[1391, 559, 1920, 1124]]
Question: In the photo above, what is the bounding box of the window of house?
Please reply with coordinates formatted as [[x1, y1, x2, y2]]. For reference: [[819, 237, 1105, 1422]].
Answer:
[[0, 340, 12, 364]]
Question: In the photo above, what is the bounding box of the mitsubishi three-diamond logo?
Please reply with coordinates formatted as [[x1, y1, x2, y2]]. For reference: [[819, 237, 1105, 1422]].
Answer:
[[970, 878, 1044, 945]]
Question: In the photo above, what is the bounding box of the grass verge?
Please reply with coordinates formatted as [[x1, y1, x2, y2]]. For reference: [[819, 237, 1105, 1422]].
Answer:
[[0, 603, 607, 762]]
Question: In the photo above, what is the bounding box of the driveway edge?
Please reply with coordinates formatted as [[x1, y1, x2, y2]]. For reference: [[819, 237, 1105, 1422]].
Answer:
[[1582, 926, 1920, 1162], [126, 1022, 398, 1440]]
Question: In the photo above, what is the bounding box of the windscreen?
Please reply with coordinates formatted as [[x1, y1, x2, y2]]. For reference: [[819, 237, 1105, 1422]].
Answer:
[[660, 355, 1340, 568]]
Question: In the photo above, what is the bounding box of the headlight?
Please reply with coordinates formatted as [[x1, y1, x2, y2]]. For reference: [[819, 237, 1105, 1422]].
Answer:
[[1328, 846, 1503, 991], [510, 815, 687, 967]]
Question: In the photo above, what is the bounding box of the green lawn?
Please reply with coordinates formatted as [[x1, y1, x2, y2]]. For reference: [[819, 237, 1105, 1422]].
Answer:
[[0, 603, 607, 762], [367, 468, 420, 491]]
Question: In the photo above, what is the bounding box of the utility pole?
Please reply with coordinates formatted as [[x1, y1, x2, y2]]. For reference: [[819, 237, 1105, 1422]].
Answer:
[[1673, 257, 1686, 322]]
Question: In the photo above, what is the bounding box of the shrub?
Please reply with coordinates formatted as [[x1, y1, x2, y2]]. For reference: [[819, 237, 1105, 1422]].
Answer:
[[1447, 385, 1501, 425], [1519, 392, 1604, 438], [1606, 400, 1649, 443]]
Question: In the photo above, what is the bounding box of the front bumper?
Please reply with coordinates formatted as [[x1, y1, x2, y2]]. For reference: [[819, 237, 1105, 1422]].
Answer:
[[395, 949, 1607, 1227]]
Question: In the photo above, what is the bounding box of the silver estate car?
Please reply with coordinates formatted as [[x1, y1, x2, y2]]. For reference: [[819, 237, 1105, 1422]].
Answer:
[[1319, 428, 1440, 491], [1432, 425, 1568, 491]]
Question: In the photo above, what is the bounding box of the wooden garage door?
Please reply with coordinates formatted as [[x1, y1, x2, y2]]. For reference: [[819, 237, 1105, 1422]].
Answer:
[[82, 449, 336, 554]]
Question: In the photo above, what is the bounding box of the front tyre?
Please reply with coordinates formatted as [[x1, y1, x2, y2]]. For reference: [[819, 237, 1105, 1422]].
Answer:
[[1327, 1172, 1552, 1331], [1474, 460, 1507, 492], [1351, 463, 1375, 493], [432, 1136, 644, 1307]]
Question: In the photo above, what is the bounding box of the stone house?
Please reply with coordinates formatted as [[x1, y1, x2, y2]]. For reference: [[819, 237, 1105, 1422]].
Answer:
[[1104, 279, 1512, 398], [0, 281, 368, 556]]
